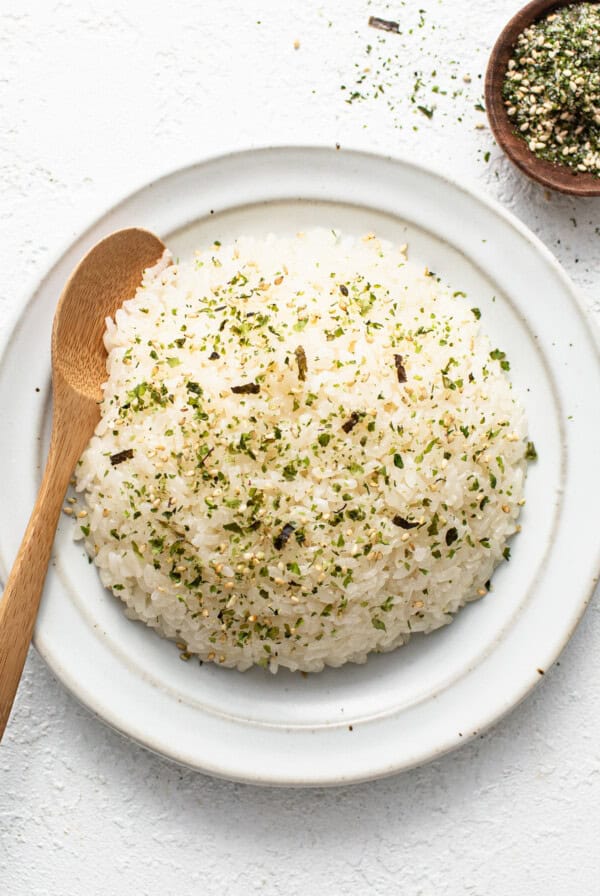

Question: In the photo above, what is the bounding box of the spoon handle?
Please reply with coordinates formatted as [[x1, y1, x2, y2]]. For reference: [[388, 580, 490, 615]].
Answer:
[[0, 440, 75, 739]]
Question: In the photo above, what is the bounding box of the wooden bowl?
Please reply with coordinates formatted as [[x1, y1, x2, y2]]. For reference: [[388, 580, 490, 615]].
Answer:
[[485, 0, 600, 196]]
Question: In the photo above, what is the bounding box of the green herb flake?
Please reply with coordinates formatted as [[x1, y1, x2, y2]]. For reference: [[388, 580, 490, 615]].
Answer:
[[525, 441, 538, 461], [490, 348, 509, 371]]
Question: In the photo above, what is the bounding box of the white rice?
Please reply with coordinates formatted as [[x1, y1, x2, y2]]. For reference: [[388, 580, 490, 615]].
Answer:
[[75, 229, 529, 673]]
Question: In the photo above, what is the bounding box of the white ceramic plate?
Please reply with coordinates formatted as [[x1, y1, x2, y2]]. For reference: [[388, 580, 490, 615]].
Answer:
[[1, 148, 598, 786]]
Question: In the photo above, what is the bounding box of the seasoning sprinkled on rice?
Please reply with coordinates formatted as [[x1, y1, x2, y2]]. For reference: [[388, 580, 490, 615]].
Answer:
[[74, 229, 530, 673]]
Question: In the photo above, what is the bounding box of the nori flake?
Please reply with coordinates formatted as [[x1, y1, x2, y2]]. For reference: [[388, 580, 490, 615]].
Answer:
[[274, 522, 295, 550], [231, 382, 260, 395], [110, 449, 134, 466], [393, 354, 407, 383]]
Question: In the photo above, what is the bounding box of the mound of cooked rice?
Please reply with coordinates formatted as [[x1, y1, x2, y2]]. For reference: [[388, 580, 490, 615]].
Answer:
[[74, 229, 529, 672]]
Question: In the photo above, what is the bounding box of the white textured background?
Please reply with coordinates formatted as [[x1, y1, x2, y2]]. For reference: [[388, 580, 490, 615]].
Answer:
[[1, 1, 599, 894]]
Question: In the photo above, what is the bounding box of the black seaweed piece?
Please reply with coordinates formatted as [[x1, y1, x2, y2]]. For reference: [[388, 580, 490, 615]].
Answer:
[[342, 412, 360, 433], [445, 527, 459, 546], [231, 382, 260, 394], [295, 346, 308, 381], [209, 351, 220, 360], [368, 15, 400, 33], [392, 515, 419, 530], [110, 448, 134, 466], [393, 354, 407, 383], [274, 522, 295, 550]]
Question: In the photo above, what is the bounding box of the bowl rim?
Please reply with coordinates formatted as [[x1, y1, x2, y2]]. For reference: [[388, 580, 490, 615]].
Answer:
[[485, 0, 600, 197]]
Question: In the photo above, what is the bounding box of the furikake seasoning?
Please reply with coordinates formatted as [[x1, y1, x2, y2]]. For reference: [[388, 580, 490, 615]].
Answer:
[[502, 2, 600, 176]]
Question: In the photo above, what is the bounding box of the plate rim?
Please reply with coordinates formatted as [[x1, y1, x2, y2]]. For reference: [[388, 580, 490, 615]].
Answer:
[[2, 145, 599, 369], [1, 144, 599, 786]]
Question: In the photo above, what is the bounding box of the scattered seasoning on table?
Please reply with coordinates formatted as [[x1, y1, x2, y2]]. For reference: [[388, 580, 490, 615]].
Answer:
[[503, 2, 600, 176], [417, 104, 434, 119], [368, 15, 401, 34], [338, 6, 486, 136]]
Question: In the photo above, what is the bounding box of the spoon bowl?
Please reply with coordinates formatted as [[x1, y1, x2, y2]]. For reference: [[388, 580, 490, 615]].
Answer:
[[485, 0, 600, 197], [53, 228, 166, 403], [0, 227, 165, 739]]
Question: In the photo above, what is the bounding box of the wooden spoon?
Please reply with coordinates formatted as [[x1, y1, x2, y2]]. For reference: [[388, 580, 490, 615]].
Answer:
[[0, 228, 165, 739]]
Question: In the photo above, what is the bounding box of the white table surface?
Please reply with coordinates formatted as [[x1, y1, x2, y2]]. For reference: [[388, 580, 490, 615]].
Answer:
[[1, 2, 599, 893]]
